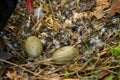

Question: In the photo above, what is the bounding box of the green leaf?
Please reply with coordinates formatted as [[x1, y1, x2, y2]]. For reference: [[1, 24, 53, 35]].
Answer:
[[109, 42, 120, 57], [64, 70, 69, 78], [105, 75, 114, 80]]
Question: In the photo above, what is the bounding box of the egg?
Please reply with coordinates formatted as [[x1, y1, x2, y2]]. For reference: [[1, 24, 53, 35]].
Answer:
[[24, 36, 43, 57], [52, 46, 79, 64]]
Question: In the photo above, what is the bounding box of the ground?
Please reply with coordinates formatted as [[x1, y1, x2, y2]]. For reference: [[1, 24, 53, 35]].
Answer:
[[0, 0, 120, 80]]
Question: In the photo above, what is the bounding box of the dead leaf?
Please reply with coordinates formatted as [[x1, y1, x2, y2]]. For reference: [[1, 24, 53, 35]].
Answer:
[[42, 5, 50, 13], [64, 19, 73, 27], [71, 32, 79, 39], [60, 0, 72, 6], [110, 0, 120, 16], [98, 71, 109, 79], [95, 0, 110, 11], [94, 11, 106, 19], [6, 70, 20, 80], [69, 64, 82, 71], [79, 0, 95, 11], [6, 25, 16, 32]]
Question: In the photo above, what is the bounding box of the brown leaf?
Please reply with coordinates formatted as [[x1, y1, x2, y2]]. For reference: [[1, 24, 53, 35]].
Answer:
[[69, 64, 83, 71], [95, 0, 110, 11], [6, 70, 20, 80], [93, 0, 110, 19], [60, 0, 72, 6], [98, 71, 109, 79], [71, 32, 79, 39], [110, 0, 120, 16], [64, 19, 73, 27], [94, 11, 106, 19]]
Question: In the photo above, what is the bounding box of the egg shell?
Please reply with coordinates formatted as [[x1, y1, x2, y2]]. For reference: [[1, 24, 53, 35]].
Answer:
[[52, 46, 79, 64], [24, 36, 43, 57]]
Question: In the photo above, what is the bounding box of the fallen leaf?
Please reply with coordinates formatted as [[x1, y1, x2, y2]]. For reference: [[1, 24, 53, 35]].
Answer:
[[95, 0, 110, 11], [60, 0, 72, 6], [94, 11, 106, 19], [93, 0, 109, 19], [71, 32, 79, 39], [64, 19, 73, 27], [98, 71, 109, 79], [69, 64, 82, 71], [79, 0, 95, 11], [110, 0, 120, 16], [6, 70, 19, 80]]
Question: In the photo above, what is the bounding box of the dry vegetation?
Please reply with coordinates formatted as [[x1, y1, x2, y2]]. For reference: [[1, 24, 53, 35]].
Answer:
[[0, 0, 120, 80]]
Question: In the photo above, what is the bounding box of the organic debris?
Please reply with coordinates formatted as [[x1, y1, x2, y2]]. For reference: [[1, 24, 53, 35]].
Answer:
[[0, 0, 120, 79]]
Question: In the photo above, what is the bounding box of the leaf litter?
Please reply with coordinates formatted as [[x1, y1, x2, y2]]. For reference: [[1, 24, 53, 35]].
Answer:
[[0, 0, 120, 79]]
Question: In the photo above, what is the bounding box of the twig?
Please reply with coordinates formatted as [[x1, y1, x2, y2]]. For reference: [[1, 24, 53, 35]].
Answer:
[[19, 58, 53, 67], [48, 0, 53, 14], [0, 58, 45, 78], [60, 56, 94, 76]]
